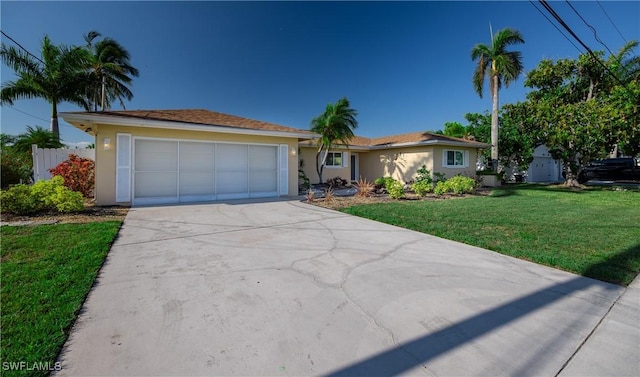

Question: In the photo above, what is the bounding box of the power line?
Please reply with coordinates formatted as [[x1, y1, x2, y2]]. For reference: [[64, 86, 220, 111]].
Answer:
[[0, 30, 44, 64], [528, 0, 583, 54], [538, 0, 626, 87], [596, 0, 627, 43], [4, 105, 49, 122], [565, 0, 616, 57], [4, 105, 76, 129]]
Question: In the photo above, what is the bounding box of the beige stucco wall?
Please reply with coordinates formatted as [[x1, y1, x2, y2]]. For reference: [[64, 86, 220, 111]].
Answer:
[[299, 146, 352, 185], [358, 146, 435, 184], [358, 145, 480, 183], [431, 145, 480, 179], [93, 124, 299, 206]]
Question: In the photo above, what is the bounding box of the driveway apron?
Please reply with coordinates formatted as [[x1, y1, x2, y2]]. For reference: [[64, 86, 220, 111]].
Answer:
[[56, 199, 629, 376]]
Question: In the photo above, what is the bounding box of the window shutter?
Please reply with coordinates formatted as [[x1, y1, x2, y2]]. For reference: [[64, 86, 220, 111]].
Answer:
[[279, 145, 289, 195], [464, 150, 470, 168], [115, 133, 132, 202], [342, 151, 349, 167], [442, 150, 447, 168]]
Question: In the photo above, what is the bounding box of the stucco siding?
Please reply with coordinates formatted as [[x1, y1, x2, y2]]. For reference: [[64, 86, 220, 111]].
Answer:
[[299, 146, 351, 184], [358, 147, 435, 183], [94, 124, 298, 205], [432, 145, 479, 179]]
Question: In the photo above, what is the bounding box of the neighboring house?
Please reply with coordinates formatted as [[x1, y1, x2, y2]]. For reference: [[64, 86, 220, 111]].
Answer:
[[61, 109, 314, 206], [299, 132, 489, 184], [61, 109, 489, 206], [526, 145, 564, 183]]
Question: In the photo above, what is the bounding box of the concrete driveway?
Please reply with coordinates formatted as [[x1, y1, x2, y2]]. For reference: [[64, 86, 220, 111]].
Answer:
[[57, 199, 635, 376]]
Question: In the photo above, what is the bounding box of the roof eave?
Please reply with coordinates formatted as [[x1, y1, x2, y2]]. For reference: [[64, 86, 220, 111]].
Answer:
[[59, 112, 319, 139], [368, 139, 490, 149]]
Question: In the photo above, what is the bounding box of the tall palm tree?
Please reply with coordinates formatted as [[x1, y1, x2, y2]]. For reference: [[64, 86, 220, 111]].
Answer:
[[83, 31, 139, 111], [471, 26, 525, 170], [310, 97, 358, 184], [0, 35, 89, 138]]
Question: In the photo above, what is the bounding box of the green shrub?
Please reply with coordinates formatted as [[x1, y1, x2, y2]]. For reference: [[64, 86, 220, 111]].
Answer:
[[374, 176, 397, 189], [1, 148, 32, 188], [415, 165, 433, 185], [31, 176, 64, 209], [51, 186, 84, 212], [387, 179, 405, 199], [433, 172, 447, 184], [434, 181, 448, 196], [432, 175, 476, 196], [412, 180, 432, 197], [447, 175, 476, 194], [1, 184, 39, 214], [0, 176, 84, 215]]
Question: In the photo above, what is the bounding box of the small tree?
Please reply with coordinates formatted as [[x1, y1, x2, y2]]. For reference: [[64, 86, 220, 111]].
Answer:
[[310, 97, 358, 183]]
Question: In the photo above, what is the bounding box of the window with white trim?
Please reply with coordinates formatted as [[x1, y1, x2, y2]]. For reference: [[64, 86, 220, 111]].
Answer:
[[443, 150, 469, 168], [326, 152, 344, 167]]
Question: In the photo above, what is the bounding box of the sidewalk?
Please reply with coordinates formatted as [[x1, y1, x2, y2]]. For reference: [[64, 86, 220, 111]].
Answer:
[[559, 274, 640, 376]]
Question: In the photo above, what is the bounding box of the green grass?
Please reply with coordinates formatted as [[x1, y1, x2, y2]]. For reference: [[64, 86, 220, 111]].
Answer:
[[1, 221, 122, 376], [343, 185, 640, 286]]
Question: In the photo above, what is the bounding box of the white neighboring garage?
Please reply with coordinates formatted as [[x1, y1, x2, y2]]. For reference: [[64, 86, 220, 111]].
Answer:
[[61, 109, 317, 206]]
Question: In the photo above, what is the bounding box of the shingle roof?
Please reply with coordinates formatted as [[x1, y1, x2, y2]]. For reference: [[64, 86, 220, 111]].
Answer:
[[67, 109, 315, 136], [300, 131, 488, 148], [367, 131, 487, 147]]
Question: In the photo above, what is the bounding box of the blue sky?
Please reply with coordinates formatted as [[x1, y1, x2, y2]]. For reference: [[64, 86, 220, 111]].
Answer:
[[1, 1, 639, 146]]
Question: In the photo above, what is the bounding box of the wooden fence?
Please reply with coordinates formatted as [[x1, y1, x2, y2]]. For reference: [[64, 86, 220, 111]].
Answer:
[[32, 145, 95, 182]]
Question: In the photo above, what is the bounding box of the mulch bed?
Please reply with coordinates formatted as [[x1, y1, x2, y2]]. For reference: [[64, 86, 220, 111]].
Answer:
[[1, 202, 129, 225], [305, 187, 493, 211]]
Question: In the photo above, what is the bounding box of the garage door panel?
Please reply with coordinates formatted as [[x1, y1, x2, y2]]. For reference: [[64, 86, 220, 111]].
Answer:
[[180, 142, 215, 172], [135, 140, 177, 171], [249, 171, 277, 193], [217, 171, 248, 194], [135, 172, 178, 198], [249, 145, 277, 170], [217, 144, 247, 170], [180, 172, 215, 196]]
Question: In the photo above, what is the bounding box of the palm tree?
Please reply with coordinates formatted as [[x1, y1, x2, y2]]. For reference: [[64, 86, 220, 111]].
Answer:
[[83, 31, 139, 111], [0, 35, 89, 138], [610, 40, 640, 85], [12, 125, 65, 154], [471, 26, 525, 170], [310, 97, 358, 184]]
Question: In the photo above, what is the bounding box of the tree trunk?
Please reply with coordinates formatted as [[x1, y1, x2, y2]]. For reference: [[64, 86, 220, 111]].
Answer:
[[563, 163, 582, 188], [491, 71, 500, 171], [50, 101, 60, 139]]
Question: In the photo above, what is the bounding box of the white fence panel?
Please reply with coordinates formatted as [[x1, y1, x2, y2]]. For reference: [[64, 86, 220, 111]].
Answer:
[[32, 145, 95, 182]]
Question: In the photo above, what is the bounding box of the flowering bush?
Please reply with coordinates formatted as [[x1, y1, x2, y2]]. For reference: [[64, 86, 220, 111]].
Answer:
[[48, 154, 95, 197]]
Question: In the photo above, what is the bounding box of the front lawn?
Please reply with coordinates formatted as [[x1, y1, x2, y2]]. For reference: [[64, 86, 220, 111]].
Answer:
[[1, 221, 122, 376], [343, 185, 640, 285]]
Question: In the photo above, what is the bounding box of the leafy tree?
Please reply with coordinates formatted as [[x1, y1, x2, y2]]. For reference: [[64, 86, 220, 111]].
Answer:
[[0, 36, 89, 137], [464, 108, 539, 171], [523, 42, 639, 185], [83, 31, 139, 111], [12, 125, 65, 154], [310, 97, 358, 183], [471, 26, 525, 170], [442, 122, 467, 138]]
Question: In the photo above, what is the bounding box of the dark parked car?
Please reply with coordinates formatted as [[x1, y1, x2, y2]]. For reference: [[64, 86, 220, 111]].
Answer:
[[577, 157, 640, 184]]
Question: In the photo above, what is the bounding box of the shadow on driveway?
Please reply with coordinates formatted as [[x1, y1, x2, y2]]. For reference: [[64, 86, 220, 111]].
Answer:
[[325, 245, 639, 376]]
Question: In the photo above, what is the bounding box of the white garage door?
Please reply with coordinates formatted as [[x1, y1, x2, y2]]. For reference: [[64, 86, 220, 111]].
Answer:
[[132, 139, 281, 205]]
